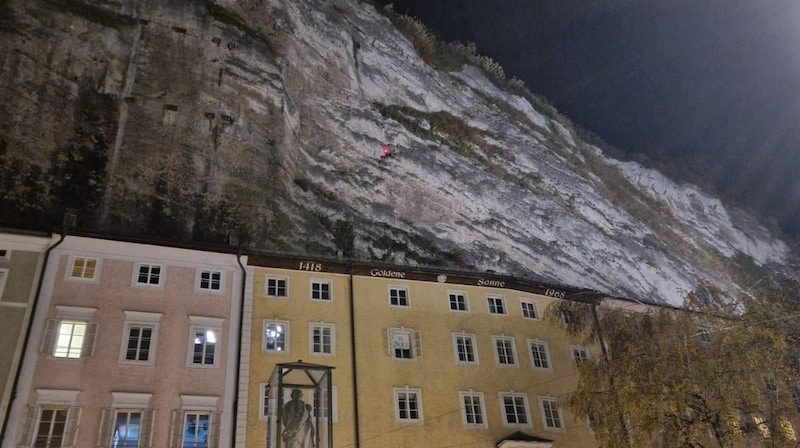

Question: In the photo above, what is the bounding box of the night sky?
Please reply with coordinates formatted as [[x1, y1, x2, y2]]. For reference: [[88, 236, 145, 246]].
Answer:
[[378, 0, 800, 240]]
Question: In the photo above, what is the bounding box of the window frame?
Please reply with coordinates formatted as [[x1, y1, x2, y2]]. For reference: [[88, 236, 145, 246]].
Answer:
[[528, 339, 552, 371], [571, 345, 589, 363], [388, 327, 420, 360], [66, 255, 101, 282], [539, 397, 564, 430], [493, 335, 518, 367], [448, 291, 469, 312], [310, 279, 332, 302], [499, 392, 532, 428], [388, 286, 410, 307], [196, 268, 224, 294], [29, 406, 77, 447], [459, 391, 487, 428], [487, 295, 507, 315], [452, 332, 479, 366], [393, 387, 423, 423], [519, 299, 540, 320], [132, 262, 165, 288], [265, 276, 288, 298], [263, 319, 290, 355], [181, 410, 213, 448], [186, 316, 223, 368], [42, 307, 98, 360], [309, 322, 335, 357], [118, 311, 162, 366]]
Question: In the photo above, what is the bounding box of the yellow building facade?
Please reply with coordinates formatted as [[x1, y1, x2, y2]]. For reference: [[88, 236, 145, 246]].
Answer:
[[239, 254, 600, 448]]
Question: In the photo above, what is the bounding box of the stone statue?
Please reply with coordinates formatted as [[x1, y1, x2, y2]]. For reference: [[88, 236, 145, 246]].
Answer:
[[282, 389, 314, 448]]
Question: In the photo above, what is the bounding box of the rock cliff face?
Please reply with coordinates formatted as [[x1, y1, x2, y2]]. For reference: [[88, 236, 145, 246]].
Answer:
[[0, 0, 789, 304]]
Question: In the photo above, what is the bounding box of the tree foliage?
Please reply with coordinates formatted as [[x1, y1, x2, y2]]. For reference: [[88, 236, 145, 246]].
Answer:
[[548, 279, 800, 448]]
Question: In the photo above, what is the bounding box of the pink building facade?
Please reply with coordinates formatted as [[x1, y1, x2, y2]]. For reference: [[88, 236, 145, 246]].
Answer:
[[4, 235, 243, 448]]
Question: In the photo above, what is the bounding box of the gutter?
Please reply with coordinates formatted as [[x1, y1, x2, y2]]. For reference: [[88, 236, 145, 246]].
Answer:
[[348, 266, 361, 448], [231, 247, 246, 448], [0, 229, 66, 444]]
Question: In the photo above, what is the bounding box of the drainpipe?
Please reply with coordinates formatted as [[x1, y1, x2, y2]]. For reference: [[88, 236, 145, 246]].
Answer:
[[0, 229, 66, 444], [348, 266, 361, 448], [231, 247, 246, 448]]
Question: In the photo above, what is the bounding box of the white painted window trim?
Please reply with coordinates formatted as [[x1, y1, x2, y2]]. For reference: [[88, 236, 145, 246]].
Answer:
[[195, 268, 225, 294], [309, 278, 333, 302], [393, 387, 423, 423], [452, 332, 479, 366], [308, 321, 335, 357], [131, 262, 165, 288], [64, 255, 101, 282], [492, 335, 518, 367], [265, 275, 289, 298], [55, 305, 96, 320], [35, 389, 80, 406], [486, 295, 507, 315], [263, 319, 290, 355], [519, 298, 540, 320], [180, 394, 219, 411], [499, 392, 532, 428], [111, 392, 152, 408], [388, 327, 419, 361], [388, 285, 410, 308], [118, 311, 162, 366], [186, 316, 224, 368], [448, 290, 469, 312], [570, 345, 590, 362], [259, 383, 270, 421], [528, 339, 553, 371], [539, 396, 564, 431], [459, 390, 487, 429]]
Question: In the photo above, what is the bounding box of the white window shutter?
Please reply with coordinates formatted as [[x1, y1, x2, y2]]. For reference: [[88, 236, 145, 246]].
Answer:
[[82, 322, 99, 357], [141, 409, 155, 448], [414, 330, 422, 358], [384, 328, 391, 356], [41, 319, 58, 354], [209, 412, 221, 448], [169, 410, 183, 448], [98, 408, 114, 447], [17, 405, 37, 447], [64, 406, 81, 447]]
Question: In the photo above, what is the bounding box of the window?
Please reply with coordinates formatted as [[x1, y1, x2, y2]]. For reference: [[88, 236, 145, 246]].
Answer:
[[528, 339, 551, 370], [309, 322, 335, 356], [311, 280, 332, 301], [312, 386, 338, 424], [389, 287, 409, 307], [119, 311, 161, 365], [68, 256, 99, 280], [33, 407, 70, 447], [187, 316, 223, 367], [100, 393, 153, 448], [263, 320, 289, 354], [571, 346, 589, 363], [181, 411, 211, 448], [500, 393, 530, 427], [197, 269, 222, 292], [134, 263, 163, 287], [266, 276, 288, 297], [448, 292, 468, 312], [259, 383, 272, 420], [459, 391, 487, 428], [394, 388, 422, 422], [487, 296, 507, 315], [0, 249, 8, 260], [540, 397, 563, 430], [520, 299, 539, 319], [493, 336, 517, 367], [388, 328, 420, 360], [42, 307, 98, 359], [452, 332, 478, 365]]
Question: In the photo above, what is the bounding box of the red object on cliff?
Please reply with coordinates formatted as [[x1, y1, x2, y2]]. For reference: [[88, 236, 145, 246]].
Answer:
[[381, 145, 393, 158]]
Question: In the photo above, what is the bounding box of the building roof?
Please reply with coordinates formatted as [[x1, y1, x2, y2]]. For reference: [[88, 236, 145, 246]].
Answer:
[[496, 431, 554, 448]]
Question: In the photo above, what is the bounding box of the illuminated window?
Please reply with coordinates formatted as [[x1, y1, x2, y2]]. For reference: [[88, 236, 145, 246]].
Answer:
[[69, 256, 98, 280], [181, 412, 211, 448], [187, 316, 223, 367], [264, 319, 289, 354]]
